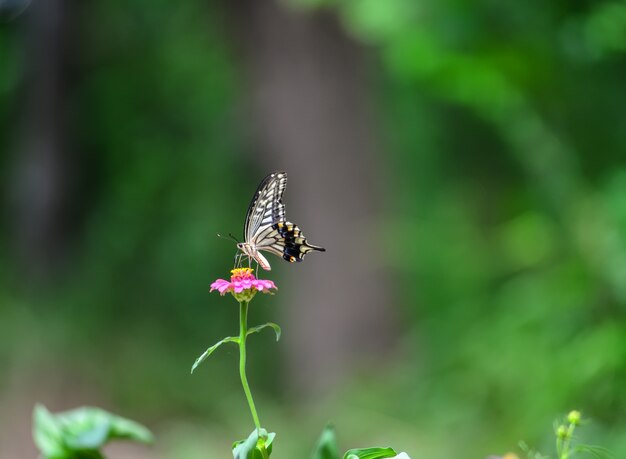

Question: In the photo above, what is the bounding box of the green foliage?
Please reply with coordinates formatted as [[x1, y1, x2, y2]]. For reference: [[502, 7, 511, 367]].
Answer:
[[312, 425, 340, 459], [247, 323, 282, 342], [232, 429, 276, 459], [191, 336, 239, 374], [311, 425, 406, 459], [33, 405, 152, 459], [343, 447, 398, 459], [519, 411, 612, 459], [312, 2, 626, 456]]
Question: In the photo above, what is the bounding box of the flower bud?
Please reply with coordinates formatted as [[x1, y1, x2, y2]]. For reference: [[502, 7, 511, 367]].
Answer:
[[557, 424, 569, 440], [567, 410, 581, 425]]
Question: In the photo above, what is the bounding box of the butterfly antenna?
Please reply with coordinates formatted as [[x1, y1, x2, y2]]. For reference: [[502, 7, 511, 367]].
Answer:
[[228, 233, 241, 244], [217, 233, 238, 243]]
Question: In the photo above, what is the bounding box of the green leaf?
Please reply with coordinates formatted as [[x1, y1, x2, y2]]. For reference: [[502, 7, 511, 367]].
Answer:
[[573, 444, 613, 459], [233, 430, 259, 459], [33, 404, 67, 459], [247, 322, 281, 341], [312, 424, 340, 459], [57, 408, 109, 450], [342, 447, 398, 459], [33, 405, 153, 459], [263, 432, 276, 456], [107, 411, 154, 443], [232, 429, 276, 459], [64, 420, 109, 450], [190, 336, 239, 374], [55, 407, 153, 448]]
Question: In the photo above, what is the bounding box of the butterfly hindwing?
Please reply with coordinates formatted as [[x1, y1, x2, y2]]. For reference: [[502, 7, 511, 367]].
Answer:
[[254, 221, 325, 263]]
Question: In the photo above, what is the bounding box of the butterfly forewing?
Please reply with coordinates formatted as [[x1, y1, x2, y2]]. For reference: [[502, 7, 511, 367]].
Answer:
[[244, 172, 287, 243]]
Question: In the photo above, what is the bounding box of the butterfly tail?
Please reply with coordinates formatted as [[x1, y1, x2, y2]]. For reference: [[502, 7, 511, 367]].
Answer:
[[276, 222, 325, 262], [304, 242, 325, 252]]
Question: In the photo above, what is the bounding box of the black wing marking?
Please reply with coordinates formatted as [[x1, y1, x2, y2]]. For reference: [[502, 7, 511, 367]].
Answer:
[[255, 221, 325, 262], [244, 172, 287, 243]]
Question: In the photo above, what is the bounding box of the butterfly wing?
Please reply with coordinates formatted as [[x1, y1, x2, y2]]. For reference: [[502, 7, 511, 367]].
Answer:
[[254, 221, 325, 263], [244, 171, 325, 268], [244, 171, 287, 244]]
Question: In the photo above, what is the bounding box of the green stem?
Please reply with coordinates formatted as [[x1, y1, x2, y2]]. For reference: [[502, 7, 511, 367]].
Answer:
[[560, 422, 577, 459], [239, 301, 261, 430]]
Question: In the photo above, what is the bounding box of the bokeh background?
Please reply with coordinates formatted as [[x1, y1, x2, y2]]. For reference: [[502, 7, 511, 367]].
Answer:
[[2, 0, 626, 457]]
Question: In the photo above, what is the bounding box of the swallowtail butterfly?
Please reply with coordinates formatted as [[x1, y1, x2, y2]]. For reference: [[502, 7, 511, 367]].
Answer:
[[236, 171, 325, 271]]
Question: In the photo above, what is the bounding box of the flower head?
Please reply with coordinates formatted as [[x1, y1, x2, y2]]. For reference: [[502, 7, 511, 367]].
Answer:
[[557, 424, 569, 440], [210, 268, 277, 302], [567, 410, 581, 425]]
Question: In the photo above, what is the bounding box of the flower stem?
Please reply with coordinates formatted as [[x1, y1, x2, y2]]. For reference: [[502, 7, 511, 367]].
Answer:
[[238, 301, 261, 430], [560, 422, 577, 459]]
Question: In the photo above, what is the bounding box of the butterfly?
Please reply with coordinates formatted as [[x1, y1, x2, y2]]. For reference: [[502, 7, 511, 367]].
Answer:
[[235, 171, 325, 271]]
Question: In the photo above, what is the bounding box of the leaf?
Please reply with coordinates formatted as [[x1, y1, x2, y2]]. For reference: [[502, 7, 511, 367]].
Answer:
[[56, 407, 153, 449], [342, 447, 398, 459], [263, 432, 276, 456], [233, 430, 259, 459], [573, 444, 613, 459], [107, 412, 154, 444], [247, 323, 281, 342], [64, 420, 109, 450], [33, 405, 153, 459], [312, 424, 340, 459], [33, 404, 67, 459], [191, 336, 239, 374], [232, 429, 276, 459]]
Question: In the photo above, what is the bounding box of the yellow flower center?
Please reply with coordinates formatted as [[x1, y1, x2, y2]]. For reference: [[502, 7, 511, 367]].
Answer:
[[231, 267, 254, 277]]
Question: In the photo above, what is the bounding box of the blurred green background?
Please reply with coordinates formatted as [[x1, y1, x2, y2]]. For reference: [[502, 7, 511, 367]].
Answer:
[[1, 0, 626, 457]]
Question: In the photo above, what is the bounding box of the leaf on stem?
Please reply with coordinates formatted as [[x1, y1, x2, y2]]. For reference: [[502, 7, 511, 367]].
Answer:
[[312, 424, 340, 459], [247, 323, 281, 342], [343, 447, 398, 459], [33, 404, 66, 459], [232, 428, 276, 459], [191, 336, 240, 374]]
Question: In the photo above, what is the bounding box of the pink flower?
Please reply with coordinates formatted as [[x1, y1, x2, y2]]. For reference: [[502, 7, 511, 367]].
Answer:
[[210, 268, 277, 302]]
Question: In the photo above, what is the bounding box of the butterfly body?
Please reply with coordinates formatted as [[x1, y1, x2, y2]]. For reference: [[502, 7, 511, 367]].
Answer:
[[237, 172, 325, 271], [237, 242, 272, 271]]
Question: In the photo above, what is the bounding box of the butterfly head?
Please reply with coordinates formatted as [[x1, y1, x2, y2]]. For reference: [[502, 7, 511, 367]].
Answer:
[[237, 241, 252, 257]]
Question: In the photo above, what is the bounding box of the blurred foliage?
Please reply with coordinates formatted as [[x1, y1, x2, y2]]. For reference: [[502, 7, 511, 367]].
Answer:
[[33, 404, 152, 459], [311, 425, 405, 459], [1, 0, 626, 458], [232, 428, 276, 459]]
